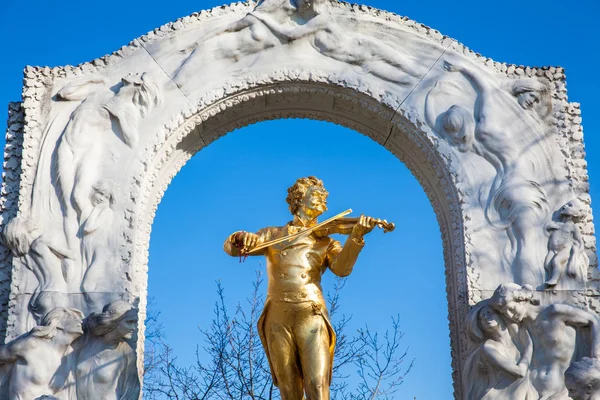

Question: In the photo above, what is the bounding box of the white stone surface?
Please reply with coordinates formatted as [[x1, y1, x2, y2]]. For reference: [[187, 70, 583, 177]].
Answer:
[[75, 300, 139, 400], [464, 284, 600, 399], [0, 302, 138, 400], [0, 0, 595, 398], [565, 357, 600, 400], [0, 307, 84, 399]]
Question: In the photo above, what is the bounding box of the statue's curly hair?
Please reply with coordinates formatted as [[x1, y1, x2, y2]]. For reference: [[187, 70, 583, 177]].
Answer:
[[286, 176, 328, 215], [1, 216, 37, 257], [31, 308, 84, 339], [87, 300, 137, 337], [490, 283, 540, 310], [565, 357, 600, 393]]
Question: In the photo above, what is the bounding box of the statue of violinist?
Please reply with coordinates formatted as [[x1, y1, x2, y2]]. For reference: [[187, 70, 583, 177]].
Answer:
[[223, 176, 394, 399]]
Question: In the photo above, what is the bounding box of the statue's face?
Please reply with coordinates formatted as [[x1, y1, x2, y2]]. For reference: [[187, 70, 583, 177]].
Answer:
[[300, 185, 327, 218], [502, 300, 529, 323], [560, 201, 580, 217], [91, 189, 110, 206], [115, 313, 137, 340], [479, 306, 501, 333], [517, 91, 540, 110], [566, 378, 594, 400], [62, 315, 84, 336]]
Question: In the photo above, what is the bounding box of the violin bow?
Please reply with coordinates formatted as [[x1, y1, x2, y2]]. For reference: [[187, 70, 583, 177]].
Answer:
[[245, 209, 353, 255]]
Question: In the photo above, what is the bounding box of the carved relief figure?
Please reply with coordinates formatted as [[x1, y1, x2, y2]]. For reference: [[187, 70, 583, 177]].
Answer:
[[224, 177, 386, 399], [0, 307, 84, 400], [80, 180, 119, 309], [425, 99, 476, 154], [1, 217, 72, 321], [176, 0, 425, 86], [462, 301, 535, 399], [490, 283, 600, 399], [75, 300, 139, 400], [249, 0, 427, 85], [565, 357, 600, 400], [438, 60, 554, 285], [54, 73, 159, 253], [544, 200, 588, 287], [175, 0, 296, 83]]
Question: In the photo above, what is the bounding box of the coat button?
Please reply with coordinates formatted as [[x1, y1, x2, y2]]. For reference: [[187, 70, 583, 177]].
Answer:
[[301, 273, 307, 278], [280, 273, 286, 278], [282, 251, 287, 256]]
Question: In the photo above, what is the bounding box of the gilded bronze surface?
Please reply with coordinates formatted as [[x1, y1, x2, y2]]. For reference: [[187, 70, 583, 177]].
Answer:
[[224, 176, 392, 399]]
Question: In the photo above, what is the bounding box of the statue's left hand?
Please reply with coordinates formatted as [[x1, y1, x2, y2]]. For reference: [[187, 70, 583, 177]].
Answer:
[[351, 215, 376, 238]]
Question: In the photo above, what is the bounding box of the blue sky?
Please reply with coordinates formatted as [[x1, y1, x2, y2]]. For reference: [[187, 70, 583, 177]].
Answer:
[[1, 0, 599, 398]]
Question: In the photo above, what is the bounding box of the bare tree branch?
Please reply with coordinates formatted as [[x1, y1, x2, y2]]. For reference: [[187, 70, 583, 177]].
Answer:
[[143, 275, 412, 399]]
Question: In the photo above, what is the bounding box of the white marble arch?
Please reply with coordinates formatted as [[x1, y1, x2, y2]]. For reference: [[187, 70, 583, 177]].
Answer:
[[0, 1, 594, 398]]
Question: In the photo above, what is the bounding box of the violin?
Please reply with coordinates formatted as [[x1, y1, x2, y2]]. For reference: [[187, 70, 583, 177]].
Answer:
[[312, 216, 395, 237], [246, 209, 394, 254]]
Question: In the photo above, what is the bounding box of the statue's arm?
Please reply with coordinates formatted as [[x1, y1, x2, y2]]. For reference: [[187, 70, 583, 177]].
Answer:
[[327, 215, 377, 277], [184, 14, 255, 50], [56, 77, 109, 101], [552, 304, 595, 327], [327, 236, 364, 277], [221, 15, 255, 34], [552, 304, 600, 355], [207, 14, 259, 39], [480, 341, 528, 378], [443, 60, 495, 95], [251, 12, 328, 41], [573, 224, 585, 249], [285, 15, 330, 41], [223, 227, 271, 257], [36, 234, 74, 260], [0, 335, 32, 364]]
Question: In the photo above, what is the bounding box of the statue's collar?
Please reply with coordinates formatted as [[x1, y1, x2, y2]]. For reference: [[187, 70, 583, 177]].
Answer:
[[290, 216, 317, 229]]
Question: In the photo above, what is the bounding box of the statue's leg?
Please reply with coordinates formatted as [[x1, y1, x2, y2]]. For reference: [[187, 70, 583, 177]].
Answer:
[[512, 209, 545, 285], [544, 253, 558, 286], [546, 248, 570, 286], [263, 304, 304, 399], [296, 305, 331, 400], [81, 247, 122, 311], [544, 251, 553, 277], [72, 144, 103, 223], [364, 60, 412, 85], [56, 142, 78, 250]]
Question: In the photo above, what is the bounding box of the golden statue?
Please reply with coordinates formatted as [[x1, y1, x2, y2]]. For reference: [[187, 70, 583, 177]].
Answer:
[[223, 176, 394, 399]]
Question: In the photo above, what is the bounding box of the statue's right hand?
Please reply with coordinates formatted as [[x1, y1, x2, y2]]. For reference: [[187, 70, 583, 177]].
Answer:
[[231, 231, 260, 252]]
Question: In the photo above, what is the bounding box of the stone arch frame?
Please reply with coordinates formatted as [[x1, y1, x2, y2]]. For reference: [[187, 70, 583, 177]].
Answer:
[[0, 1, 593, 398], [133, 82, 470, 393]]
